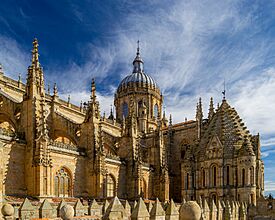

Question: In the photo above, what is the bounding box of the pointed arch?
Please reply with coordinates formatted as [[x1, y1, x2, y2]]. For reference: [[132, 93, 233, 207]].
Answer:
[[54, 167, 72, 197]]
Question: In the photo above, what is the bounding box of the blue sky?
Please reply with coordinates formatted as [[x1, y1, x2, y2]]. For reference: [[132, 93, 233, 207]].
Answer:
[[0, 0, 275, 195]]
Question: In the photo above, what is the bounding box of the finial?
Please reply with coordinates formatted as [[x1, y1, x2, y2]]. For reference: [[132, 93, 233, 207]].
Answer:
[[53, 83, 58, 96], [132, 40, 143, 73], [169, 114, 172, 126], [67, 95, 71, 104], [137, 40, 140, 55], [18, 73, 21, 82], [80, 100, 83, 110], [47, 84, 50, 94], [222, 79, 226, 101], [208, 97, 214, 120]]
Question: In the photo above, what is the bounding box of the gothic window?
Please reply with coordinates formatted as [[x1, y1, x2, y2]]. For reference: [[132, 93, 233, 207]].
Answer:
[[122, 102, 128, 117], [226, 165, 230, 185], [202, 169, 206, 187], [212, 166, 217, 187], [106, 175, 116, 198], [250, 166, 254, 185], [54, 168, 72, 197], [242, 168, 245, 186], [154, 104, 158, 117]]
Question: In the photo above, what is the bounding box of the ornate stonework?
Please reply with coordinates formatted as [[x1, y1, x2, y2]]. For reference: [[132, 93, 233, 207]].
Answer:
[[0, 39, 264, 207]]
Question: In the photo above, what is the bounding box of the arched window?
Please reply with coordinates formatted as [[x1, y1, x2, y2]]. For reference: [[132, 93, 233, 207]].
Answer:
[[106, 175, 116, 198], [242, 168, 245, 186], [212, 166, 217, 187], [54, 168, 72, 197], [186, 173, 189, 190], [235, 168, 238, 186], [226, 165, 230, 185], [202, 169, 206, 187], [122, 102, 128, 117], [154, 104, 158, 117], [250, 167, 254, 185]]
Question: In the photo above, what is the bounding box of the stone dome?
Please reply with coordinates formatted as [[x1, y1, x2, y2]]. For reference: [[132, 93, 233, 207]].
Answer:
[[117, 42, 159, 92], [118, 72, 158, 91]]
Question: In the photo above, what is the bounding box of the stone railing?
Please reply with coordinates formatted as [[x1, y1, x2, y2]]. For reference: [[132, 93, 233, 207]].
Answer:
[[49, 140, 86, 155], [1, 196, 255, 220]]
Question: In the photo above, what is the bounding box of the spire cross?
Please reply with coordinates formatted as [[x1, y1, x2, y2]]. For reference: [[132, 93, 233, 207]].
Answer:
[[137, 40, 140, 54]]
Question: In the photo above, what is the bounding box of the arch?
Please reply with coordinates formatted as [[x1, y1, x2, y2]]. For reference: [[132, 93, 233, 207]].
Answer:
[[106, 174, 116, 198], [210, 164, 217, 187], [54, 167, 72, 197], [54, 130, 77, 145], [226, 165, 230, 185], [154, 104, 158, 117], [122, 102, 128, 117]]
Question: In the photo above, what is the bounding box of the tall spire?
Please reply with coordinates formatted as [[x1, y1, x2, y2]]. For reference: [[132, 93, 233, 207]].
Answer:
[[91, 78, 96, 102], [132, 40, 144, 73], [208, 97, 214, 120], [196, 97, 203, 121], [32, 38, 40, 69]]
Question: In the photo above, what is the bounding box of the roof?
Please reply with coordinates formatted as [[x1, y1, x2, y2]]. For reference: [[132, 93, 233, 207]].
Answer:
[[197, 99, 255, 159]]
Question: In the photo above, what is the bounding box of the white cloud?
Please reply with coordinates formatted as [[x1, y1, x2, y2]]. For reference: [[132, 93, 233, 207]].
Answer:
[[0, 35, 29, 79]]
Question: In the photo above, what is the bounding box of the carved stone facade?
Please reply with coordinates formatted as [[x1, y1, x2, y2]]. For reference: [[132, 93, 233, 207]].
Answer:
[[0, 39, 264, 207]]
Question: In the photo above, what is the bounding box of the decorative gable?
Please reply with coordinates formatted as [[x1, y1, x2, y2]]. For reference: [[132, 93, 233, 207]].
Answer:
[[206, 135, 223, 159]]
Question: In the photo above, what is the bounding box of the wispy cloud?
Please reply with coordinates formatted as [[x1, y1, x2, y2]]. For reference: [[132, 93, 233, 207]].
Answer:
[[0, 35, 28, 79]]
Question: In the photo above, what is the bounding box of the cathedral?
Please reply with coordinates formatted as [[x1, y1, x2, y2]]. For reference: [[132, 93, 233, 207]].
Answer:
[[0, 39, 264, 205]]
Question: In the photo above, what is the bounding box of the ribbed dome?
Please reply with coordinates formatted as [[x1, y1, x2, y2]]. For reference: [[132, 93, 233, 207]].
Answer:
[[117, 42, 158, 92], [118, 72, 158, 90]]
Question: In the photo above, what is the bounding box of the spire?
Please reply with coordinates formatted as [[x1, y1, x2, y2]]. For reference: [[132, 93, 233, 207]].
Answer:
[[132, 40, 144, 73], [169, 114, 172, 126], [108, 104, 114, 120], [91, 78, 96, 102], [208, 97, 214, 120], [196, 97, 203, 121], [32, 38, 40, 69]]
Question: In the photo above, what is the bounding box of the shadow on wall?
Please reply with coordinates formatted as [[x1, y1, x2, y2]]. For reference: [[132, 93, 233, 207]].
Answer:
[[3, 141, 26, 197]]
